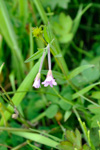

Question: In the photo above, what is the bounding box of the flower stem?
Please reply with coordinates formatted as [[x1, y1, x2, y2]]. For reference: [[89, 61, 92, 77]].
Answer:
[[52, 87, 74, 106], [47, 44, 51, 70], [39, 50, 45, 73]]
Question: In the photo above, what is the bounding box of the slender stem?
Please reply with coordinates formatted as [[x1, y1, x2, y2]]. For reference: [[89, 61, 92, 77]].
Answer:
[[1, 92, 13, 106], [73, 108, 89, 145], [0, 144, 12, 149], [31, 112, 46, 123], [81, 3, 93, 16], [29, 24, 34, 70], [12, 141, 28, 150], [33, 0, 48, 24], [71, 41, 93, 58], [27, 140, 42, 150], [39, 50, 45, 73], [79, 94, 100, 107], [0, 85, 14, 106], [52, 87, 74, 106], [47, 44, 51, 70]]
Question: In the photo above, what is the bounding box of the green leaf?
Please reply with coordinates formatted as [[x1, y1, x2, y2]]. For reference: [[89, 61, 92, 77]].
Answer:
[[71, 60, 100, 87], [46, 86, 59, 103], [72, 82, 100, 100], [43, 26, 50, 43], [18, 0, 28, 25], [72, 4, 92, 36], [41, 0, 70, 9], [59, 100, 71, 111], [88, 105, 100, 114], [46, 104, 59, 118], [10, 131, 58, 148], [91, 91, 100, 99], [53, 13, 73, 43], [65, 129, 82, 149], [64, 111, 72, 122], [68, 65, 94, 80], [59, 87, 72, 110], [66, 130, 76, 143], [29, 24, 34, 70], [57, 141, 73, 150], [75, 129, 82, 148], [81, 60, 100, 83], [59, 13, 73, 32], [9, 72, 16, 92], [54, 53, 62, 58], [91, 115, 100, 128], [25, 50, 43, 63], [72, 5, 82, 35], [59, 33, 73, 43], [90, 128, 100, 147], [83, 144, 90, 150]]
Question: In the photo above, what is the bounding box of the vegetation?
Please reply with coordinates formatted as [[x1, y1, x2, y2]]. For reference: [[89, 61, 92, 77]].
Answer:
[[0, 0, 100, 149]]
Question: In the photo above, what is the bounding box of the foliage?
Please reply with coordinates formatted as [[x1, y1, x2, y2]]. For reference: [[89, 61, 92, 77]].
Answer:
[[0, 0, 100, 149]]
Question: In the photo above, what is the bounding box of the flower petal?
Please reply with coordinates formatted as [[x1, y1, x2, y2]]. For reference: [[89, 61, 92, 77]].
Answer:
[[42, 71, 57, 88], [33, 79, 40, 88], [44, 82, 49, 87]]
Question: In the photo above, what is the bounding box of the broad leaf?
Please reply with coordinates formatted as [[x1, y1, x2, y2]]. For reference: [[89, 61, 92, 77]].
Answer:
[[46, 104, 59, 118]]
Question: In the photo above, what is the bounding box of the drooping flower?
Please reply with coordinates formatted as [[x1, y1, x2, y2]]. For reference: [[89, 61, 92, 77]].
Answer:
[[33, 49, 46, 88], [33, 43, 57, 88], [42, 70, 57, 87], [33, 73, 41, 88]]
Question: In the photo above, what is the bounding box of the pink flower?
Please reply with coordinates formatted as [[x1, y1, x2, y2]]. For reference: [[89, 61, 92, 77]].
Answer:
[[33, 73, 41, 88], [42, 70, 57, 87]]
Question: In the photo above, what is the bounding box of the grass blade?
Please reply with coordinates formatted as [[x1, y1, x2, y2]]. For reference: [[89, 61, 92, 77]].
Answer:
[[18, 0, 28, 25], [11, 131, 59, 148], [29, 24, 34, 69], [0, 0, 25, 80]]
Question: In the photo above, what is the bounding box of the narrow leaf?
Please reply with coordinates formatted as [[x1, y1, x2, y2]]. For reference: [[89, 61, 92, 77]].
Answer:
[[11, 131, 58, 148], [73, 82, 100, 99], [68, 65, 94, 80], [25, 50, 43, 63], [18, 0, 28, 25], [64, 111, 72, 122], [0, 0, 25, 80]]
